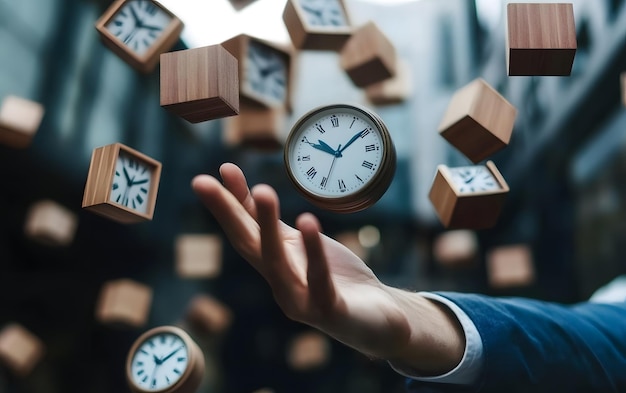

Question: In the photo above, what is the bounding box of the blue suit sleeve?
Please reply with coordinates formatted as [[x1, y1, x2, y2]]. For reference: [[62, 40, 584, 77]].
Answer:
[[405, 292, 626, 393]]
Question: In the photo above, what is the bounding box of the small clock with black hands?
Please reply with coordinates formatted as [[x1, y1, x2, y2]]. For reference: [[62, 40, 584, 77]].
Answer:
[[284, 104, 396, 213], [127, 326, 204, 393]]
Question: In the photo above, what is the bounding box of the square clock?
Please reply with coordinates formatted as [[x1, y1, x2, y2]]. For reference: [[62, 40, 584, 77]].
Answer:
[[82, 143, 162, 224], [95, 0, 184, 74]]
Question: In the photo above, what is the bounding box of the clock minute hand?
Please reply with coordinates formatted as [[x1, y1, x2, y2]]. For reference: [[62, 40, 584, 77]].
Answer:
[[160, 346, 183, 363], [131, 178, 150, 186], [339, 130, 365, 153]]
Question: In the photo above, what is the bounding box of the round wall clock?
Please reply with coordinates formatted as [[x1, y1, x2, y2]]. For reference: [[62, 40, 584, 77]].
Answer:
[[126, 326, 204, 393], [284, 103, 396, 213]]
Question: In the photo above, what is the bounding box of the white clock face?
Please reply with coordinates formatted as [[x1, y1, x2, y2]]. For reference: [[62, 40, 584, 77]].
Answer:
[[448, 165, 502, 194], [111, 152, 153, 214], [105, 0, 172, 56], [129, 332, 189, 391], [286, 106, 385, 198], [244, 40, 288, 106], [298, 0, 348, 27]]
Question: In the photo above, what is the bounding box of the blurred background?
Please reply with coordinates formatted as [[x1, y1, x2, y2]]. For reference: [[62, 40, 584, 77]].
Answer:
[[1, 0, 626, 392]]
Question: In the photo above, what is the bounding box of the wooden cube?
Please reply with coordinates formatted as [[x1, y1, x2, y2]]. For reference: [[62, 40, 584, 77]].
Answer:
[[487, 244, 535, 289], [339, 21, 396, 88], [223, 103, 286, 150], [286, 331, 330, 371], [433, 230, 478, 268], [160, 44, 239, 124], [438, 78, 517, 163], [95, 279, 152, 328], [186, 295, 232, 335], [175, 234, 222, 279], [0, 96, 44, 149], [24, 200, 78, 247], [621, 72, 626, 107], [0, 324, 44, 377], [507, 3, 577, 76], [366, 58, 412, 106], [282, 0, 352, 51]]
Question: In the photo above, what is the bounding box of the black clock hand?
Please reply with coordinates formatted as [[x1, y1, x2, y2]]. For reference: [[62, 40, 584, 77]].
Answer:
[[129, 4, 144, 26], [464, 177, 475, 184], [301, 4, 322, 18], [302, 137, 337, 156], [259, 63, 283, 78], [160, 346, 183, 363], [123, 167, 133, 186], [153, 354, 163, 366], [138, 23, 162, 32], [339, 129, 366, 154], [318, 140, 340, 156], [131, 178, 150, 186]]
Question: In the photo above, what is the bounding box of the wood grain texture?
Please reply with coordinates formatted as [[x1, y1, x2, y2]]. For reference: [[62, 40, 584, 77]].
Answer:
[[365, 58, 412, 106], [186, 295, 233, 334], [340, 21, 396, 87], [82, 143, 162, 223], [487, 244, 535, 289], [282, 0, 352, 51], [507, 3, 577, 76], [95, 0, 183, 74], [95, 279, 153, 328], [0, 324, 44, 377], [438, 78, 517, 163], [0, 95, 44, 149], [160, 44, 239, 123], [223, 102, 286, 150], [428, 162, 509, 229], [24, 200, 78, 247]]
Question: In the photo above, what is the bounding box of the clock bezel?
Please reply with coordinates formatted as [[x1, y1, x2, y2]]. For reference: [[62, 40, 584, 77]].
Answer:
[[284, 103, 396, 213], [126, 326, 205, 393], [283, 0, 353, 51], [95, 0, 184, 74], [439, 161, 509, 197]]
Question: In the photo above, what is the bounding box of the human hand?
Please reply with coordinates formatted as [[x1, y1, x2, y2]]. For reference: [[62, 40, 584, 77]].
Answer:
[[191, 163, 463, 373]]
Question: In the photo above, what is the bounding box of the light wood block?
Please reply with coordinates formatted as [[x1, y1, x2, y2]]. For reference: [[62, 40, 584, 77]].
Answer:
[[339, 21, 396, 88], [282, 0, 352, 51], [438, 78, 517, 163], [175, 234, 222, 279], [223, 103, 286, 150], [0, 96, 44, 149], [621, 72, 626, 107], [160, 44, 239, 124], [24, 200, 78, 247], [487, 244, 535, 289], [507, 3, 577, 76], [286, 331, 330, 371], [186, 295, 232, 335], [0, 324, 44, 377], [365, 58, 412, 106], [95, 279, 152, 328], [433, 230, 478, 268]]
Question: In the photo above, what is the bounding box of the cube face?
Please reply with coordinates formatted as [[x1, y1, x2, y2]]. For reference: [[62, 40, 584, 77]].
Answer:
[[282, 0, 352, 51], [24, 200, 78, 246], [0, 324, 44, 377], [438, 79, 517, 163], [287, 331, 330, 371], [507, 3, 577, 76], [223, 103, 286, 150], [160, 45, 239, 123], [365, 58, 412, 106], [487, 244, 535, 288], [433, 230, 478, 267], [0, 96, 44, 149], [186, 295, 232, 334], [175, 234, 222, 279], [340, 22, 396, 87], [96, 279, 153, 328]]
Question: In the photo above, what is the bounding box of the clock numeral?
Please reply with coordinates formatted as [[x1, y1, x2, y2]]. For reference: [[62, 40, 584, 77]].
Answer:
[[136, 195, 144, 205], [299, 155, 311, 161], [112, 183, 119, 190], [177, 357, 186, 362], [173, 369, 181, 375], [330, 115, 339, 128], [306, 167, 317, 179], [141, 187, 148, 194], [148, 339, 155, 348], [365, 144, 377, 152], [142, 376, 148, 383], [166, 376, 171, 384], [151, 378, 157, 387], [315, 124, 326, 134], [349, 117, 356, 129], [137, 369, 145, 376], [338, 179, 346, 192], [145, 1, 158, 15], [160, 335, 166, 344], [360, 128, 371, 138], [355, 174, 364, 183], [320, 176, 328, 188], [362, 161, 374, 170], [140, 349, 149, 355]]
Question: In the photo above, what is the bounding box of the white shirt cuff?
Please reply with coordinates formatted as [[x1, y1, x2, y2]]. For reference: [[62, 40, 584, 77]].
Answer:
[[388, 292, 484, 385]]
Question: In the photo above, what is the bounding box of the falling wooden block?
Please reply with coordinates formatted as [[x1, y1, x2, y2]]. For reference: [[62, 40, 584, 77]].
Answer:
[[175, 234, 223, 279], [186, 295, 233, 335], [366, 58, 412, 106], [621, 72, 626, 107], [160, 44, 239, 123], [433, 230, 478, 268], [339, 21, 396, 88], [24, 200, 78, 247], [438, 78, 517, 163], [0, 324, 45, 377], [0, 96, 44, 149], [223, 103, 286, 150], [287, 331, 330, 371], [507, 3, 577, 76], [487, 244, 535, 289], [95, 279, 152, 328]]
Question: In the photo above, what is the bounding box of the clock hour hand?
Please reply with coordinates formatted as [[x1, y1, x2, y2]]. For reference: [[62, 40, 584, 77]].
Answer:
[[129, 4, 144, 26], [302, 137, 337, 156], [123, 167, 133, 185]]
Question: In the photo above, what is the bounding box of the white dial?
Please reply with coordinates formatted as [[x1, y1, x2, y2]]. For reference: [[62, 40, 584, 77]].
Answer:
[[244, 40, 288, 106], [448, 165, 502, 194], [111, 153, 153, 214], [299, 0, 348, 27], [287, 106, 386, 198], [129, 332, 189, 391], [106, 0, 172, 56]]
